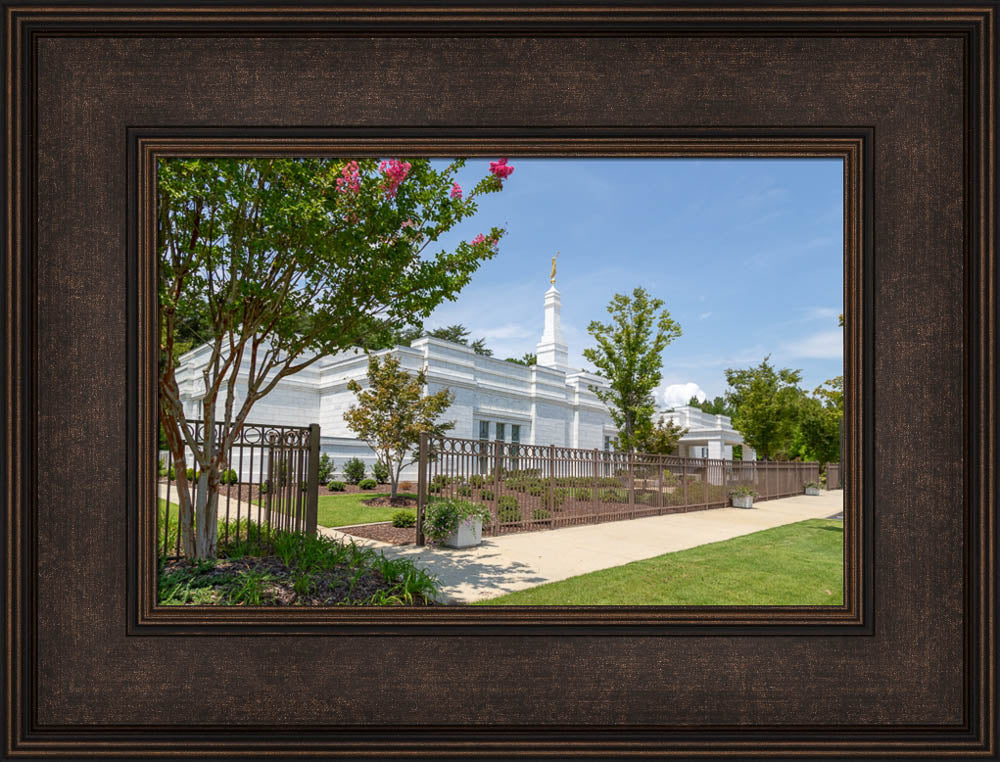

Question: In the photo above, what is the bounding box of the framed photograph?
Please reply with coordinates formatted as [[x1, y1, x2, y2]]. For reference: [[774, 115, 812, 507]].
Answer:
[[4, 3, 995, 758]]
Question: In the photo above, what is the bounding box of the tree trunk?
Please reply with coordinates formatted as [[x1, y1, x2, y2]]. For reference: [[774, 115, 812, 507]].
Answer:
[[193, 467, 220, 560]]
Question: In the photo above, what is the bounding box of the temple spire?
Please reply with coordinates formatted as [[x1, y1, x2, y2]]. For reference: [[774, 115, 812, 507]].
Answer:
[[536, 254, 570, 371]]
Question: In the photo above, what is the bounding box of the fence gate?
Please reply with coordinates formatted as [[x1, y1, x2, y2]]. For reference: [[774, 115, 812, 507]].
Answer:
[[158, 421, 320, 557]]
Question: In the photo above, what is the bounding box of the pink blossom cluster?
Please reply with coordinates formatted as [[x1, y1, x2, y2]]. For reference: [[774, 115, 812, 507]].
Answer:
[[489, 157, 514, 180], [336, 160, 360, 194], [471, 233, 499, 249], [379, 159, 412, 198], [450, 182, 463, 199]]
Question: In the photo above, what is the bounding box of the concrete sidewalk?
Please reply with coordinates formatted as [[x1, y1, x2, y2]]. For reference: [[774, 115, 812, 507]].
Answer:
[[324, 490, 844, 603]]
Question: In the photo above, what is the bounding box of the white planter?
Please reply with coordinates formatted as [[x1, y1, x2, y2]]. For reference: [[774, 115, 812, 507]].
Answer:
[[443, 517, 483, 548], [731, 495, 755, 509], [804, 487, 821, 496]]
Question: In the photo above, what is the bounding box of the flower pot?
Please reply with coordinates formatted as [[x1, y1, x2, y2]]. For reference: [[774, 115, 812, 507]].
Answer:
[[731, 495, 754, 509], [443, 517, 483, 548], [804, 486, 821, 496]]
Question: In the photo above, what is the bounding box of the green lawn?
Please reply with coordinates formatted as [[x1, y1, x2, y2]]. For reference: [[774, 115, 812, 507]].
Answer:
[[475, 519, 844, 606], [316, 492, 416, 528]]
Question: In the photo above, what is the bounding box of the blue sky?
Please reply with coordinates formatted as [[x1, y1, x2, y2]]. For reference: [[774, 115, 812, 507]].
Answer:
[[425, 158, 843, 404]]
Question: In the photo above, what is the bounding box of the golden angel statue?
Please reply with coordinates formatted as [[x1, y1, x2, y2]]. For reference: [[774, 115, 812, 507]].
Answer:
[[550, 252, 558, 284]]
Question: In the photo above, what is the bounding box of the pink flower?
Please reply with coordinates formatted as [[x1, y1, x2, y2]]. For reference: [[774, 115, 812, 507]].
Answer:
[[450, 182, 463, 199], [489, 157, 514, 180], [401, 218, 415, 228], [379, 159, 412, 199], [471, 233, 499, 249], [336, 160, 361, 194]]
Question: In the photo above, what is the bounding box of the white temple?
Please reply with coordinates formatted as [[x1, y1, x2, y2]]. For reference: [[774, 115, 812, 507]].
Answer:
[[174, 264, 753, 480]]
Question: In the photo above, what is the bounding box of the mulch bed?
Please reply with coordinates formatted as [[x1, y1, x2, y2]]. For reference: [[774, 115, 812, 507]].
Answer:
[[159, 556, 436, 606]]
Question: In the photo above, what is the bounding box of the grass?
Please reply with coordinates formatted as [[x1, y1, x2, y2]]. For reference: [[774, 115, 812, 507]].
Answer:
[[475, 519, 844, 606], [156, 497, 439, 606], [315, 491, 416, 528]]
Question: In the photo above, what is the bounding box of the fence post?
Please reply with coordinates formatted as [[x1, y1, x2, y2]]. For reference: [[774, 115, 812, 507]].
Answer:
[[416, 432, 428, 546], [592, 448, 599, 515], [548, 444, 556, 517], [682, 455, 688, 509], [305, 423, 320, 536], [627, 449, 635, 515], [657, 455, 664, 511], [493, 439, 501, 532]]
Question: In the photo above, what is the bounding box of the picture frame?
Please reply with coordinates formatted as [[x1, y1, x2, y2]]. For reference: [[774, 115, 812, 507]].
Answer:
[[4, 3, 995, 758]]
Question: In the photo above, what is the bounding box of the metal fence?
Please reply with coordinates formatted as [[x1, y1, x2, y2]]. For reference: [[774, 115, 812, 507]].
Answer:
[[416, 434, 820, 544], [157, 421, 320, 557]]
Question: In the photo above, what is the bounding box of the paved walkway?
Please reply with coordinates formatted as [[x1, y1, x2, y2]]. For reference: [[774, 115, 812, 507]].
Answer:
[[322, 490, 845, 603]]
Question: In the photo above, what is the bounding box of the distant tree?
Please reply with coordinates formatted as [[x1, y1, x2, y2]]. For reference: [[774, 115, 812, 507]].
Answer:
[[634, 416, 688, 455], [687, 395, 735, 417], [469, 338, 493, 357], [401, 323, 494, 356], [505, 352, 537, 366], [344, 355, 455, 498], [583, 287, 682, 451], [159, 156, 510, 558], [793, 376, 843, 463], [724, 356, 803, 460]]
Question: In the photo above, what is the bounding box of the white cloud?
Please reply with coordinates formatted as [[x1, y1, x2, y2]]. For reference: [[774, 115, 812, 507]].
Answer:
[[663, 382, 706, 408], [698, 311, 713, 320], [781, 330, 843, 359]]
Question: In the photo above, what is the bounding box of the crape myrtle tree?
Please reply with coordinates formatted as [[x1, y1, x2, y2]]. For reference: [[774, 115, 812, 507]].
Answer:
[[583, 287, 682, 452], [159, 156, 514, 559], [344, 355, 456, 499]]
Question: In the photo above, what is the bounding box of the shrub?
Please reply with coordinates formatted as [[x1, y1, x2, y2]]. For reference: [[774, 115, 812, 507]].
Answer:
[[531, 508, 552, 521], [479, 488, 494, 501], [316, 454, 334, 485], [498, 495, 519, 510], [392, 510, 417, 528], [168, 465, 176, 480], [456, 485, 473, 497], [599, 487, 626, 503], [662, 469, 679, 486], [221, 468, 238, 485], [158, 457, 168, 477], [372, 461, 390, 484], [186, 466, 197, 481], [343, 457, 366, 485], [803, 481, 821, 490], [423, 499, 491, 543], [327, 480, 346, 492], [729, 485, 758, 498], [359, 478, 377, 490], [259, 481, 269, 494], [469, 474, 486, 488], [573, 487, 591, 501]]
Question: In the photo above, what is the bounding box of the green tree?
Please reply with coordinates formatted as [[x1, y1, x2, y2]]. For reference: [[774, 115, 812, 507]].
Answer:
[[634, 416, 688, 455], [583, 287, 682, 451], [399, 323, 493, 355], [724, 356, 804, 460], [159, 157, 510, 558], [505, 352, 537, 366], [793, 376, 843, 463], [687, 395, 735, 417], [344, 355, 456, 498]]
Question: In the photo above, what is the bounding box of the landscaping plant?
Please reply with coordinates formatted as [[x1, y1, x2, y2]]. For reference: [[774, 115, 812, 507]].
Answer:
[[343, 458, 366, 485], [423, 499, 492, 544]]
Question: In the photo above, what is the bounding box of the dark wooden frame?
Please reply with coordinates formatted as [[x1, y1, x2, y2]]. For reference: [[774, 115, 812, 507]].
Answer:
[[4, 3, 995, 758]]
